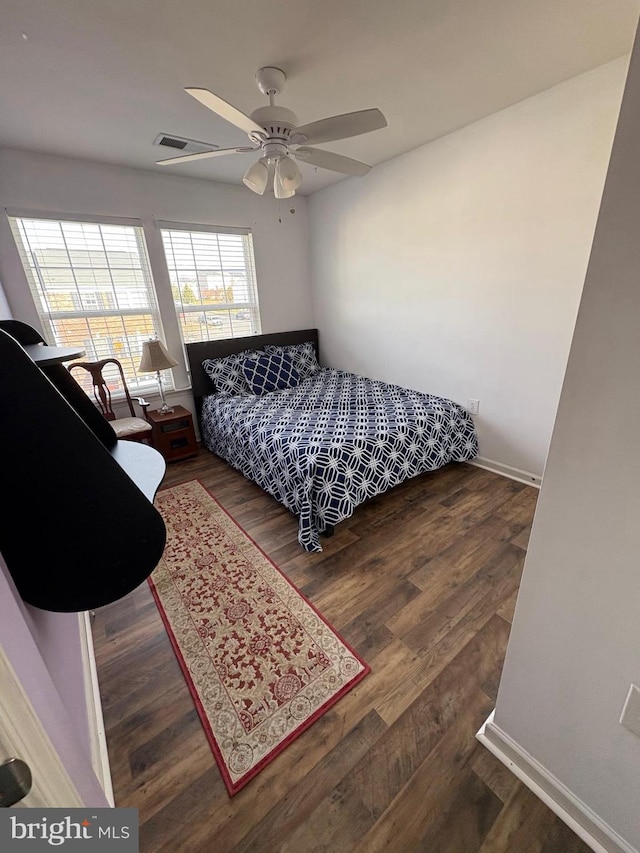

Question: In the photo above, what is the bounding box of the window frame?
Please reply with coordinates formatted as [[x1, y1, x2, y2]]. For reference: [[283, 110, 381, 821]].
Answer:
[[7, 210, 171, 397], [7, 210, 264, 399], [156, 220, 262, 348]]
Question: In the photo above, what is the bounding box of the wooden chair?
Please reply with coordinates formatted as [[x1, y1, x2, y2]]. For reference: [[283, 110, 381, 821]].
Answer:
[[68, 358, 153, 443]]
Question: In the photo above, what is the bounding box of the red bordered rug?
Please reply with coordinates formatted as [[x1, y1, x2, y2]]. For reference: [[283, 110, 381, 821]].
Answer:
[[149, 480, 370, 796]]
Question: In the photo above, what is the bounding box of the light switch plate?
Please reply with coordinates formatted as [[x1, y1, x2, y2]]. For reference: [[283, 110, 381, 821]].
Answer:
[[619, 684, 640, 737]]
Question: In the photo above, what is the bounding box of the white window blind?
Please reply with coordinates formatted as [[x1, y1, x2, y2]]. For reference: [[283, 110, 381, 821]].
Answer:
[[158, 223, 261, 344], [8, 215, 166, 393]]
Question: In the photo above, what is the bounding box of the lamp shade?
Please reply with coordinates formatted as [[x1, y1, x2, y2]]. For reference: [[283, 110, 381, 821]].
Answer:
[[139, 339, 178, 373], [243, 158, 270, 195], [274, 155, 302, 199]]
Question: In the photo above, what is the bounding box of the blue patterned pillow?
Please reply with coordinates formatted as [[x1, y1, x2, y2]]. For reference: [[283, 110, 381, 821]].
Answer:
[[202, 349, 262, 395], [264, 341, 320, 380], [243, 352, 301, 395]]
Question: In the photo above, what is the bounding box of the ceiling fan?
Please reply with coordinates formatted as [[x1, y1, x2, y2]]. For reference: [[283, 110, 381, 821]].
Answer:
[[156, 66, 387, 198]]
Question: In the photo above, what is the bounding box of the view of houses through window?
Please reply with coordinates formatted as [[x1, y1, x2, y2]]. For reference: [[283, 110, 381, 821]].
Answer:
[[8, 214, 262, 396]]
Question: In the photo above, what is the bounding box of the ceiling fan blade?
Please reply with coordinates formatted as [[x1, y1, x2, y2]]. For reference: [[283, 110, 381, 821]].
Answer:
[[294, 108, 386, 146], [294, 147, 371, 177], [156, 146, 256, 165], [185, 87, 264, 136]]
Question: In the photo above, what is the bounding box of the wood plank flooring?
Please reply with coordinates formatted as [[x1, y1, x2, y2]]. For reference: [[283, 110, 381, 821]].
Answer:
[[91, 450, 592, 853]]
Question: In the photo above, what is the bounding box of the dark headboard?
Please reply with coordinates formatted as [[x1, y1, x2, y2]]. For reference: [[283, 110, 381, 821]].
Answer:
[[186, 328, 319, 419]]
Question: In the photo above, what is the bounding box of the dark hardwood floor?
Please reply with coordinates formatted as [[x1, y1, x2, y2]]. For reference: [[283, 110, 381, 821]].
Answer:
[[91, 449, 591, 853]]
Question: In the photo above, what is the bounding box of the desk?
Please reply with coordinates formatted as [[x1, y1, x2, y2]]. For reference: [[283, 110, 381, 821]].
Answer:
[[22, 343, 85, 366], [110, 440, 166, 502], [0, 326, 167, 612]]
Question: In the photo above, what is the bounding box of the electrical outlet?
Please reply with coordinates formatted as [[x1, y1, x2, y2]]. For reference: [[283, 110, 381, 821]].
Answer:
[[620, 684, 640, 737], [468, 398, 480, 415]]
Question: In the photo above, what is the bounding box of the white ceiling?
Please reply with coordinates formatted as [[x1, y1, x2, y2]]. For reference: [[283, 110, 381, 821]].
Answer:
[[1, 0, 638, 196]]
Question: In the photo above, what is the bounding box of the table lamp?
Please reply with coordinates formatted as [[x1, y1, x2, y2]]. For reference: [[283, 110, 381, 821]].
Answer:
[[139, 338, 178, 414]]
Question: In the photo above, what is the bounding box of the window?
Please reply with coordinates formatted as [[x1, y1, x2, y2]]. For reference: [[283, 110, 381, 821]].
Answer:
[[158, 222, 261, 345], [8, 214, 165, 393]]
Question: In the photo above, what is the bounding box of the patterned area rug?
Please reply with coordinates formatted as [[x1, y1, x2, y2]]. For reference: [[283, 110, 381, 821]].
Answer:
[[149, 480, 370, 796]]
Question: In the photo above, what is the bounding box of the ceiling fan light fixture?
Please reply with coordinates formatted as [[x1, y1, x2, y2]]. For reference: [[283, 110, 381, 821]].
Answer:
[[242, 157, 270, 194], [274, 182, 295, 199], [274, 155, 303, 199]]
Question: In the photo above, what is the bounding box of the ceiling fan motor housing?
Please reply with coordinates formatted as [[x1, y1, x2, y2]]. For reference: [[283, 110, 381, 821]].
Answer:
[[249, 106, 299, 137]]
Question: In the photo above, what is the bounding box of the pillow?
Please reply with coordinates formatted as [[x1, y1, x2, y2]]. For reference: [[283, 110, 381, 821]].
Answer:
[[202, 349, 263, 395], [264, 341, 320, 380], [243, 352, 301, 395]]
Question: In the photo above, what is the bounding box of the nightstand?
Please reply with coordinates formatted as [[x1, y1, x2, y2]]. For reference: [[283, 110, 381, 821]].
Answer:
[[146, 405, 198, 462]]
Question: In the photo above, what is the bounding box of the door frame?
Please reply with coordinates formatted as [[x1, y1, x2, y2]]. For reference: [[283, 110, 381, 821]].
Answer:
[[0, 644, 85, 807]]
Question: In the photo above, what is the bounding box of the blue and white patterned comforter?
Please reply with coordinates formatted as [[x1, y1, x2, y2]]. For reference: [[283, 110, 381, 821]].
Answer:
[[200, 368, 478, 552]]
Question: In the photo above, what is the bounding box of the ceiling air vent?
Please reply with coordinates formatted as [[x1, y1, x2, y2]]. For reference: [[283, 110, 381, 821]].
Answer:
[[153, 133, 219, 154], [157, 135, 187, 150]]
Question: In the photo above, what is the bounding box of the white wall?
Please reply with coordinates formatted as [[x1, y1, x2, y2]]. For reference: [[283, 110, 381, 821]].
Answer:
[[308, 58, 628, 479], [0, 148, 313, 409], [486, 20, 640, 850]]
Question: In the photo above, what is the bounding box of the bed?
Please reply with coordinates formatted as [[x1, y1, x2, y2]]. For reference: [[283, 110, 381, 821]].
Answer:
[[186, 329, 478, 552]]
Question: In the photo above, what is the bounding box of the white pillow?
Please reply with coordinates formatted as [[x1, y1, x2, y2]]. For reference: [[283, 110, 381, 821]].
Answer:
[[264, 341, 320, 380], [202, 349, 263, 395]]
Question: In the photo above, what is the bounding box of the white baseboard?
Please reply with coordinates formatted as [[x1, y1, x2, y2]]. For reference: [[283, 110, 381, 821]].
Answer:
[[470, 456, 542, 488], [79, 611, 114, 806], [476, 711, 636, 853]]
